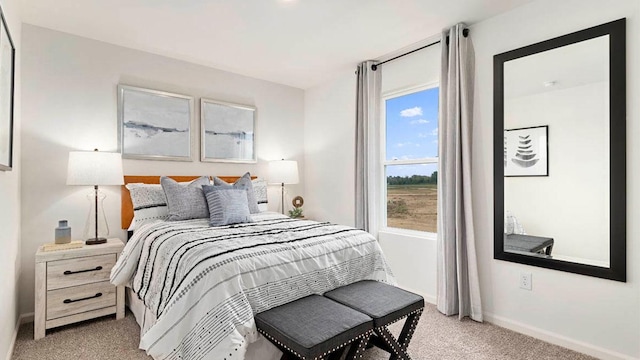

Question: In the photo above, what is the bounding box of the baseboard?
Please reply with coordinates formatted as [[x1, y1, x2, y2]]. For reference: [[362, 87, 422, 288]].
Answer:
[[5, 313, 34, 360], [19, 313, 33, 324], [484, 312, 638, 360]]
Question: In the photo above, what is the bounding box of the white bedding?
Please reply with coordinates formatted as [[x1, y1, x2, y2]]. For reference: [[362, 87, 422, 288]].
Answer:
[[126, 288, 281, 360], [112, 212, 394, 360]]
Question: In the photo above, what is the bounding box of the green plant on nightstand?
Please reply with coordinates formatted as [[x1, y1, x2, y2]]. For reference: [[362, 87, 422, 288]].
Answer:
[[288, 207, 303, 219]]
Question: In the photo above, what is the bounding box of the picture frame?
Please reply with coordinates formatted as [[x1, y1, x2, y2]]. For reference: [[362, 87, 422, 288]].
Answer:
[[118, 85, 194, 161], [200, 98, 257, 163], [504, 125, 548, 177], [0, 8, 15, 172]]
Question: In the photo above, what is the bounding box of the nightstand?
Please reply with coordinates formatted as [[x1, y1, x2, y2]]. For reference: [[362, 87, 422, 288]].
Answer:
[[34, 238, 125, 340]]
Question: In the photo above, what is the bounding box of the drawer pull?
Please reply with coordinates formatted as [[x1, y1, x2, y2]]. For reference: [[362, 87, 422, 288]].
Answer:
[[63, 292, 102, 304], [63, 266, 103, 275]]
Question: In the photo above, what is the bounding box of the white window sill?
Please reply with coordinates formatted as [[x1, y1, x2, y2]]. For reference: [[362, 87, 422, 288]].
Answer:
[[378, 227, 437, 241]]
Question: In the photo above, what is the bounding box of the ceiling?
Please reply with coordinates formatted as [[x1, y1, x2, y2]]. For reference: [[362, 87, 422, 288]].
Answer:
[[20, 0, 533, 89], [505, 35, 609, 99]]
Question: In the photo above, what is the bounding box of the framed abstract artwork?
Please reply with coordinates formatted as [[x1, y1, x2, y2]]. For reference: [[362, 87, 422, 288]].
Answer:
[[504, 125, 548, 177], [0, 8, 15, 171], [118, 85, 194, 161], [200, 98, 256, 163]]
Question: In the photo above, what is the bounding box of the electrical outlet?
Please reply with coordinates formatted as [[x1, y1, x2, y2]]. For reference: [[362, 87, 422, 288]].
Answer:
[[520, 273, 532, 290]]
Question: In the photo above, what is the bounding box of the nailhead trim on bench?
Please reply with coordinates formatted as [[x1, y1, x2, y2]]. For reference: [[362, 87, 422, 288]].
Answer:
[[257, 328, 373, 360]]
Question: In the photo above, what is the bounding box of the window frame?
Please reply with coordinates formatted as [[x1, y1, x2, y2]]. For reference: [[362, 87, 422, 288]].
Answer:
[[380, 81, 439, 237]]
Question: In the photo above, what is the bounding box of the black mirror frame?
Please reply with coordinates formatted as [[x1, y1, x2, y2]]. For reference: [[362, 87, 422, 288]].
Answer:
[[493, 18, 626, 282]]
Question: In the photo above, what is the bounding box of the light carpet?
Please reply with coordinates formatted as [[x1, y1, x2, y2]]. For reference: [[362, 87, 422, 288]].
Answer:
[[12, 304, 596, 360]]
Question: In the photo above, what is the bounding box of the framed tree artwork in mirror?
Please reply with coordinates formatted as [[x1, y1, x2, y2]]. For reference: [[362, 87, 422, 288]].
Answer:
[[504, 125, 549, 177]]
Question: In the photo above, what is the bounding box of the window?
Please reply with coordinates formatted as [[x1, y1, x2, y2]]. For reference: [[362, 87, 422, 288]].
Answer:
[[382, 85, 438, 233]]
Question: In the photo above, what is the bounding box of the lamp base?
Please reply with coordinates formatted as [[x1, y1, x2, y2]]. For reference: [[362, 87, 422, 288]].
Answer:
[[85, 237, 107, 245]]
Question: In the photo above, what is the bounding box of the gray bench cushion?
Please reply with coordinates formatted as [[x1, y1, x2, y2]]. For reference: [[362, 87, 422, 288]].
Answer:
[[255, 295, 373, 359], [324, 281, 424, 328]]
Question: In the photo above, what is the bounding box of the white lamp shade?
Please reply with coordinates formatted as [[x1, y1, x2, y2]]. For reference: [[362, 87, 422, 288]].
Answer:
[[269, 160, 299, 184], [67, 151, 124, 186]]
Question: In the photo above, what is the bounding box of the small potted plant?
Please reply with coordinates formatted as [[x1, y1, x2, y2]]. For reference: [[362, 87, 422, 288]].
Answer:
[[288, 207, 303, 219]]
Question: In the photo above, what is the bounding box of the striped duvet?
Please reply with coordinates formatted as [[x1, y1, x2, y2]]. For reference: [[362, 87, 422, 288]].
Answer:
[[111, 212, 394, 360]]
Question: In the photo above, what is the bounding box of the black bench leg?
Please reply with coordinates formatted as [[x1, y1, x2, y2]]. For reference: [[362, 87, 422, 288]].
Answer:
[[344, 333, 371, 360], [389, 309, 423, 360], [280, 352, 296, 360], [377, 326, 411, 360]]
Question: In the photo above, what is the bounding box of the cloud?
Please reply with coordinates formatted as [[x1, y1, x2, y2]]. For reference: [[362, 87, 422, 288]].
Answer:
[[400, 107, 423, 117], [396, 141, 420, 147], [414, 128, 437, 140], [396, 142, 421, 148], [409, 119, 429, 125]]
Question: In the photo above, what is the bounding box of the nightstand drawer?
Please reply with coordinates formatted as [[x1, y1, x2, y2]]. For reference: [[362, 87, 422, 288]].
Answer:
[[46, 281, 116, 320], [47, 254, 116, 290]]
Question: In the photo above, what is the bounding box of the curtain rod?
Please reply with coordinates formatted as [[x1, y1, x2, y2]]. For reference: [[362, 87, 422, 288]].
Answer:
[[370, 28, 469, 71]]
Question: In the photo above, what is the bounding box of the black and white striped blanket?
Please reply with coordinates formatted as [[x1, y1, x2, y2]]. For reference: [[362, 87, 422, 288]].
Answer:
[[111, 212, 394, 360]]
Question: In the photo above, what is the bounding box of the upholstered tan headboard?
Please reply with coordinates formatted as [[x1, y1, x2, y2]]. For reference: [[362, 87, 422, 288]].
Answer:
[[121, 175, 254, 229]]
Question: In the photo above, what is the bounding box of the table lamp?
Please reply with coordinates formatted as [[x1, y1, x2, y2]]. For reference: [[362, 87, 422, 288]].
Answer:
[[268, 159, 299, 214], [67, 149, 124, 245]]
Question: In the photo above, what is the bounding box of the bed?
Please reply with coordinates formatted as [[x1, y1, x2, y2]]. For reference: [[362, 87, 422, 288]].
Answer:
[[111, 175, 395, 360]]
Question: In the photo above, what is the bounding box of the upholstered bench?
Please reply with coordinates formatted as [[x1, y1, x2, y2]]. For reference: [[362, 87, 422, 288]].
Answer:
[[255, 294, 373, 360], [324, 281, 424, 360]]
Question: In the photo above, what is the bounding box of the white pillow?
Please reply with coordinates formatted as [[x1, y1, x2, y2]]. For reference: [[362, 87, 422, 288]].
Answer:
[[127, 218, 136, 232], [126, 183, 168, 230], [252, 178, 268, 212]]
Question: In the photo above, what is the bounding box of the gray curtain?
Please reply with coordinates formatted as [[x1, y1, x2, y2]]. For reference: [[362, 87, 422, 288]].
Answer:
[[355, 61, 381, 235], [436, 24, 483, 321]]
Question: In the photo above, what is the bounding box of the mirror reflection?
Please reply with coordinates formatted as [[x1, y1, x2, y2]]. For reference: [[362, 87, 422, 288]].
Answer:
[[502, 35, 610, 267]]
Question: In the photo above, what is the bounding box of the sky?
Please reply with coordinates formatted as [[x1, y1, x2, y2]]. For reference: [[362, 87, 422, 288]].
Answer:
[[385, 87, 439, 177]]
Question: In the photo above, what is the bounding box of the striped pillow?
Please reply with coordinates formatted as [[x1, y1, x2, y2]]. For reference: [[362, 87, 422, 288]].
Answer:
[[213, 172, 260, 214], [202, 186, 252, 226]]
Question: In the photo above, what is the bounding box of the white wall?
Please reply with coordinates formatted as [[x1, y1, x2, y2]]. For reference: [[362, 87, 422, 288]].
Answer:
[[304, 0, 640, 358], [380, 41, 440, 94], [505, 82, 610, 266], [0, 0, 21, 358], [304, 42, 441, 301], [303, 69, 356, 226], [20, 25, 305, 316], [378, 231, 437, 303]]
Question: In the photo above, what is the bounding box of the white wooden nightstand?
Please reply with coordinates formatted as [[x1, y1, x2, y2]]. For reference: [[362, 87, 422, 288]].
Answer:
[[34, 238, 125, 340]]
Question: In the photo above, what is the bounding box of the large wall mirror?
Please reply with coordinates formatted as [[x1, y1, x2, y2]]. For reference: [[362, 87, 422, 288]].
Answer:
[[493, 19, 626, 281]]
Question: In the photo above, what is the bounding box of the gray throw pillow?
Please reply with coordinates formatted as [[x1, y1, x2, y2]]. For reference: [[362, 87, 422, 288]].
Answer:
[[202, 186, 252, 226], [213, 172, 260, 214], [161, 176, 211, 221]]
